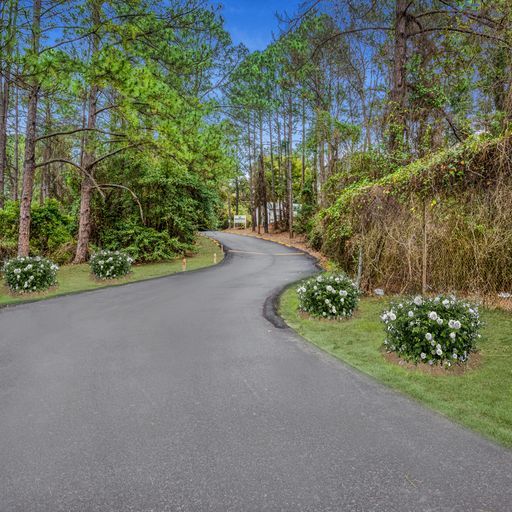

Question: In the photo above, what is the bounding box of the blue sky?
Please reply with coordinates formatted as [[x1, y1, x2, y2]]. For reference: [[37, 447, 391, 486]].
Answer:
[[219, 0, 300, 51]]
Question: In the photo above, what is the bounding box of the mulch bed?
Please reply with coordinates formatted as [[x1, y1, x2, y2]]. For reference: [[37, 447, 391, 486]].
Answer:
[[383, 350, 481, 375]]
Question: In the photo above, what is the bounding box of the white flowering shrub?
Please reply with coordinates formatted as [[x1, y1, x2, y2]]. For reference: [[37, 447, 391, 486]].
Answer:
[[382, 295, 481, 366], [89, 250, 133, 279], [2, 256, 58, 293], [297, 273, 360, 319]]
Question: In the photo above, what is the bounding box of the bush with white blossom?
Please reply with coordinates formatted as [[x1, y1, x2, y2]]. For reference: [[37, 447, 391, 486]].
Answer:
[[2, 256, 58, 293], [297, 272, 360, 319], [89, 250, 133, 279], [382, 295, 481, 366]]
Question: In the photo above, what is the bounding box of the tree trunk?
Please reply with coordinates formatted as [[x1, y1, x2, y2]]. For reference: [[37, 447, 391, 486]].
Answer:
[[0, 0, 16, 208], [0, 74, 9, 208], [268, 113, 277, 229], [12, 77, 19, 200], [74, 1, 100, 263], [301, 97, 306, 191], [318, 140, 325, 207], [388, 0, 409, 156], [247, 120, 256, 231], [17, 0, 42, 256], [276, 112, 283, 224], [235, 176, 239, 215], [287, 94, 293, 239], [259, 112, 268, 234], [40, 101, 51, 204]]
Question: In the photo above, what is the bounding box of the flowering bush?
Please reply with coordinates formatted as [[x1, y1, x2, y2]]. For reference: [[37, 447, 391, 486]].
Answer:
[[297, 272, 360, 319], [382, 295, 481, 366], [2, 256, 58, 293], [89, 250, 133, 279]]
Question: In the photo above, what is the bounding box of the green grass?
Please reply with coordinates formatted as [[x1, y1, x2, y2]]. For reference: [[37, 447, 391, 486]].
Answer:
[[0, 235, 223, 307], [280, 288, 512, 448]]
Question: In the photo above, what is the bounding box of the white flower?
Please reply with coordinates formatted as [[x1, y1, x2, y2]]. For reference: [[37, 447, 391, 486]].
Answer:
[[452, 353, 458, 359], [420, 352, 426, 360], [339, 290, 348, 297], [448, 320, 461, 330], [326, 285, 334, 293], [449, 332, 456, 339], [437, 318, 443, 325], [430, 340, 435, 347], [442, 299, 450, 307], [413, 296, 423, 306], [408, 311, 414, 318], [428, 311, 438, 321], [436, 348, 443, 356], [388, 312, 396, 321], [425, 333, 433, 341]]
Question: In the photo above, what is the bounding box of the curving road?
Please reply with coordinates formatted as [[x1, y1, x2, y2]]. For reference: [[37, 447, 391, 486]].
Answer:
[[0, 232, 511, 511]]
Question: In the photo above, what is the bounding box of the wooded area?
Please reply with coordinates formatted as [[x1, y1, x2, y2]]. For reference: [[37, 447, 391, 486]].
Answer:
[[0, 0, 239, 264], [225, 0, 512, 297], [1, 0, 512, 296]]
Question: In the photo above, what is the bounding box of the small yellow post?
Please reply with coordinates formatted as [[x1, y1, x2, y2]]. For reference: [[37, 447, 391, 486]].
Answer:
[[181, 257, 187, 272], [213, 253, 217, 264]]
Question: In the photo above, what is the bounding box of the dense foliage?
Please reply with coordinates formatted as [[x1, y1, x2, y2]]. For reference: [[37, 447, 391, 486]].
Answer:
[[382, 295, 481, 366], [3, 256, 58, 293], [0, 0, 238, 263], [89, 250, 133, 280], [222, 1, 512, 298], [297, 273, 359, 319]]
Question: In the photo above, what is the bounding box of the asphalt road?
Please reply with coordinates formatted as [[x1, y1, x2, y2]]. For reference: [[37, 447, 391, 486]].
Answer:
[[0, 232, 511, 512]]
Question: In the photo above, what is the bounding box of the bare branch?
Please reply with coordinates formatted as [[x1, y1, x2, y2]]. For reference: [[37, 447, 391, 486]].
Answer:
[[97, 184, 145, 224], [36, 127, 126, 142], [34, 159, 105, 198]]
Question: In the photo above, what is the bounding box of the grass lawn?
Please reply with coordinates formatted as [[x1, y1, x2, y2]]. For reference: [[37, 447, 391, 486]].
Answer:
[[280, 288, 512, 448], [0, 235, 223, 307]]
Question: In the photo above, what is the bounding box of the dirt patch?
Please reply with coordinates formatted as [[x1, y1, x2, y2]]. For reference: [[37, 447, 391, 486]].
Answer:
[[382, 350, 481, 375], [225, 227, 328, 269]]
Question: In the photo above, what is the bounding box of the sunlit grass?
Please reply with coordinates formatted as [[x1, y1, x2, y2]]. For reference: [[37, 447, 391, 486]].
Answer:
[[0, 235, 222, 306], [280, 288, 512, 448]]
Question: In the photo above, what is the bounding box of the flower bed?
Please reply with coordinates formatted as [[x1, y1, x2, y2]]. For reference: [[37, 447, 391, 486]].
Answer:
[[297, 272, 359, 319], [89, 250, 133, 279], [382, 295, 481, 366], [2, 256, 59, 293]]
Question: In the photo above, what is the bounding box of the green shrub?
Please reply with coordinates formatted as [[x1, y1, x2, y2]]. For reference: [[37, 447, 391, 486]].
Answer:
[[30, 199, 74, 259], [297, 272, 360, 319], [100, 225, 191, 263], [3, 256, 59, 293], [89, 250, 133, 279], [382, 295, 481, 366], [0, 200, 74, 263]]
